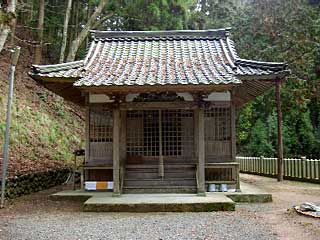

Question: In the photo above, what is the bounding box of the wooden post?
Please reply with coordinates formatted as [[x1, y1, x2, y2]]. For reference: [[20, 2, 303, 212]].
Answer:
[[231, 89, 240, 191], [120, 110, 127, 163], [230, 90, 236, 161], [113, 107, 121, 196], [81, 94, 90, 190], [235, 163, 240, 192], [119, 110, 127, 192], [276, 79, 283, 182], [301, 156, 306, 179], [195, 107, 206, 196]]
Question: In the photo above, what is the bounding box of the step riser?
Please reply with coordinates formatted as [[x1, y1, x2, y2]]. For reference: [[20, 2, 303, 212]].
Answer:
[[126, 164, 196, 170], [123, 188, 197, 194], [125, 171, 196, 179], [124, 179, 196, 187]]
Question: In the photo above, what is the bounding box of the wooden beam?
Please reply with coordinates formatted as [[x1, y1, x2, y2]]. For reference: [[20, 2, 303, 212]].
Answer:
[[79, 84, 235, 94], [90, 101, 231, 110], [276, 79, 283, 182], [113, 107, 121, 196], [195, 108, 206, 196]]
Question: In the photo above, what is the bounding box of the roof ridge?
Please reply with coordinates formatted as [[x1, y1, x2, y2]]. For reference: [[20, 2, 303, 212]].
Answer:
[[90, 28, 231, 40]]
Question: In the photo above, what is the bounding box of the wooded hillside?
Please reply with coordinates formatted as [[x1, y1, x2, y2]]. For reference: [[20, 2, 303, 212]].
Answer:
[[0, 0, 319, 164]]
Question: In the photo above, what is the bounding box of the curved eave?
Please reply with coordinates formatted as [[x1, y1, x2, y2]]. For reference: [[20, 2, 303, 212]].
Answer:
[[233, 70, 291, 108], [237, 70, 291, 81], [29, 73, 84, 105]]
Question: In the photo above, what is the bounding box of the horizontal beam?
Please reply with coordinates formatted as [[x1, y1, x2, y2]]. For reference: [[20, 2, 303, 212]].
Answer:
[[89, 101, 231, 110], [79, 84, 235, 94]]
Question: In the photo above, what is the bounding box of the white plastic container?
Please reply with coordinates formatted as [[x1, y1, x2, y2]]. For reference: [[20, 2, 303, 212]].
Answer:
[[208, 184, 216, 192], [221, 184, 228, 192]]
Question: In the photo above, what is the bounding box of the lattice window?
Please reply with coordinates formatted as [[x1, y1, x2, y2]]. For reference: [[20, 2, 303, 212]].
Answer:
[[126, 110, 194, 157], [204, 107, 231, 141], [89, 106, 113, 143], [127, 110, 145, 156], [162, 110, 182, 156], [143, 110, 160, 156]]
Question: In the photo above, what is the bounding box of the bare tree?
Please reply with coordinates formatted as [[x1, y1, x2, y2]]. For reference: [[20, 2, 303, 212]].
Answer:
[[66, 0, 108, 62], [34, 0, 45, 64], [59, 0, 73, 63], [0, 0, 17, 53]]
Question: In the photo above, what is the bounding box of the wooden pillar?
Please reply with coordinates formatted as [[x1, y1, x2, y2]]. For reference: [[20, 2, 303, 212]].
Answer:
[[276, 79, 283, 182], [82, 94, 90, 190], [230, 90, 236, 161], [120, 110, 127, 163], [113, 107, 121, 196], [119, 110, 127, 192], [231, 90, 240, 191], [195, 107, 206, 196]]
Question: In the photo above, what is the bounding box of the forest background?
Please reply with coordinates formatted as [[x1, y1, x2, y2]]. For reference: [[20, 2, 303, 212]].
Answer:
[[1, 0, 320, 164]]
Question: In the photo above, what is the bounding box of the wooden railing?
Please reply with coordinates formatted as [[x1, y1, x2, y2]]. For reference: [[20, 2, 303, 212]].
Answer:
[[237, 156, 320, 183]]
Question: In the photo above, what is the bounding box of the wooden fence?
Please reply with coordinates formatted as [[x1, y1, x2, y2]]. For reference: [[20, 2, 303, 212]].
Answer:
[[237, 156, 320, 183]]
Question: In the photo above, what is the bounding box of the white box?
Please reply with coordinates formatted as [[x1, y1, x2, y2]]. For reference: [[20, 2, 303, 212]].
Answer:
[[85, 181, 97, 190]]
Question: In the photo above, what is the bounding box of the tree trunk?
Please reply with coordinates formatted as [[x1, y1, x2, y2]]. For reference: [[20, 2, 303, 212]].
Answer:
[[59, 0, 73, 63], [10, 17, 17, 45], [34, 0, 45, 64], [0, 0, 17, 53], [85, 0, 91, 48], [66, 0, 108, 62]]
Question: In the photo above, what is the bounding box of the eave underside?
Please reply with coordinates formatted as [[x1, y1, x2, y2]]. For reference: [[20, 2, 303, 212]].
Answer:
[[30, 75, 283, 108], [31, 75, 84, 105]]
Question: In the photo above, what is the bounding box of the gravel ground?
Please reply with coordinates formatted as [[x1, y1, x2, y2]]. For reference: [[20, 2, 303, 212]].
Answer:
[[1, 211, 276, 240], [1, 174, 319, 240]]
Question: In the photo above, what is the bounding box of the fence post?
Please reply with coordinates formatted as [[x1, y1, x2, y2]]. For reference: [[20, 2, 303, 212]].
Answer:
[[260, 156, 264, 174], [301, 156, 307, 179]]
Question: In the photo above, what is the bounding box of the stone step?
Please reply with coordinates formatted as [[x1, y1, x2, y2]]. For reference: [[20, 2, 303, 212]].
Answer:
[[124, 178, 196, 187]]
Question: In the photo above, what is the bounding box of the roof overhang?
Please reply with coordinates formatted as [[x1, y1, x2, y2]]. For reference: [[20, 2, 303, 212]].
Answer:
[[29, 74, 84, 105], [29, 28, 290, 107]]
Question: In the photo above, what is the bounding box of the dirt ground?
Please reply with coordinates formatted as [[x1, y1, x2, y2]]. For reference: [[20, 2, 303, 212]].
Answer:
[[239, 174, 320, 240], [0, 174, 319, 240]]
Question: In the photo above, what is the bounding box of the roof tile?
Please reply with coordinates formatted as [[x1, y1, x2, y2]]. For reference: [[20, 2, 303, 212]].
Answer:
[[31, 29, 289, 87]]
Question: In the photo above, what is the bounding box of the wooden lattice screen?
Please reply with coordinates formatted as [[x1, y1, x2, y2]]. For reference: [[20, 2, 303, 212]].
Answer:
[[89, 105, 113, 164], [126, 110, 195, 163], [204, 106, 231, 162]]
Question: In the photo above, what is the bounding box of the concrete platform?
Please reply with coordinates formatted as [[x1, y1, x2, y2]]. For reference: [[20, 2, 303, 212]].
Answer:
[[83, 193, 235, 212], [50, 182, 272, 212], [225, 182, 273, 203]]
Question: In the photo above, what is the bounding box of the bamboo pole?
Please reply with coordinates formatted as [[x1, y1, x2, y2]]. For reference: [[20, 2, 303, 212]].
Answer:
[[276, 79, 283, 182], [1, 46, 20, 208]]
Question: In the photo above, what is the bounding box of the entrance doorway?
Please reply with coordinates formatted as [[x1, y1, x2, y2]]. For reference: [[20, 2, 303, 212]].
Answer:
[[126, 110, 195, 166]]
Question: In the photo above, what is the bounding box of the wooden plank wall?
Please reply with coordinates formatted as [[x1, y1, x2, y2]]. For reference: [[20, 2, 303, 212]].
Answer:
[[204, 106, 232, 163]]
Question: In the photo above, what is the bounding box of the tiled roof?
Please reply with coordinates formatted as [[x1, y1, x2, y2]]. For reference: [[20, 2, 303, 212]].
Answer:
[[30, 29, 289, 88], [31, 60, 84, 79]]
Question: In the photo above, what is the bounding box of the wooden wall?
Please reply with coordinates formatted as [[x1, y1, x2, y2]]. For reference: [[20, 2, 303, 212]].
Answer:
[[86, 102, 233, 166]]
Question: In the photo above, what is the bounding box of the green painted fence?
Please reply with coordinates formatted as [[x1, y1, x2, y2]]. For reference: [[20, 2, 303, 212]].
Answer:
[[237, 156, 320, 183]]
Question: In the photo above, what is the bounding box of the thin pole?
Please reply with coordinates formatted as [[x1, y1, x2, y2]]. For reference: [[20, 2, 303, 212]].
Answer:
[[1, 46, 20, 208], [276, 79, 283, 182], [158, 110, 164, 178]]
